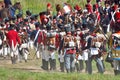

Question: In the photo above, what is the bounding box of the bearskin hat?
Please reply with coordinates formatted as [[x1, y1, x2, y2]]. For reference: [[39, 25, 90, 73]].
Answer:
[[93, 4, 98, 11], [26, 10, 32, 16], [56, 4, 61, 12], [87, 0, 91, 3]]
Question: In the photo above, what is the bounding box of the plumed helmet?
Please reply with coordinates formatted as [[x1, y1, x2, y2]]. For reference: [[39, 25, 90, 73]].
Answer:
[[24, 18, 28, 22], [47, 3, 52, 9], [74, 4, 81, 11], [56, 4, 61, 12]]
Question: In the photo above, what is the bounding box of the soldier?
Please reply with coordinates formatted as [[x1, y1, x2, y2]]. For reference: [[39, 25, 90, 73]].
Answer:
[[87, 33, 105, 74], [114, 8, 120, 32], [85, 0, 93, 14], [58, 31, 66, 72], [18, 27, 29, 62], [32, 22, 42, 59], [74, 28, 83, 72], [61, 27, 77, 73], [6, 24, 21, 64], [46, 30, 59, 71]]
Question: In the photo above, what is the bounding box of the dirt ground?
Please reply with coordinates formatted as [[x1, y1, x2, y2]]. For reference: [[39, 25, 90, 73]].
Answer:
[[0, 47, 115, 75]]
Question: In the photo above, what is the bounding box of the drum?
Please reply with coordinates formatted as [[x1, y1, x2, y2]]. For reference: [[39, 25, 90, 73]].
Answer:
[[112, 47, 120, 58]]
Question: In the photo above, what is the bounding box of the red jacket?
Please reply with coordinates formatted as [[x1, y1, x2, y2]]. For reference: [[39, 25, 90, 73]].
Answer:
[[115, 12, 120, 22], [37, 31, 46, 45], [6, 30, 21, 47], [55, 34, 60, 49]]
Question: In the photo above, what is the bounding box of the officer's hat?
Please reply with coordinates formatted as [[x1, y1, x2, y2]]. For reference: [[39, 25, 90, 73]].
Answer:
[[16, 13, 22, 19], [24, 18, 28, 22], [30, 15, 35, 20], [56, 4, 61, 12], [35, 22, 40, 28], [34, 14, 39, 19], [26, 10, 32, 16], [11, 16, 16, 21], [39, 12, 47, 22], [9, 24, 15, 30], [4, 18, 10, 23]]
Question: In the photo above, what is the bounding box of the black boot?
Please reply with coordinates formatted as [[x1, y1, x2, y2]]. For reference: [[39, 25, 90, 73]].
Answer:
[[114, 70, 120, 75], [11, 57, 14, 64], [79, 60, 84, 71], [60, 62, 64, 72], [52, 59, 56, 70], [44, 60, 49, 70], [14, 55, 18, 64], [41, 59, 45, 69], [75, 62, 80, 72], [66, 69, 70, 73], [70, 67, 75, 73], [49, 58, 52, 70], [85, 61, 88, 72], [49, 58, 56, 71]]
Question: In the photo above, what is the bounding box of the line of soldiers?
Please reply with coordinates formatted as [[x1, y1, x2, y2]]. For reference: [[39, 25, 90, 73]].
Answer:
[[0, 0, 120, 74]]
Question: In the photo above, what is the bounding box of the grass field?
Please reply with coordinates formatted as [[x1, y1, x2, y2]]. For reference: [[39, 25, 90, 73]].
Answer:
[[11, 0, 98, 15], [0, 67, 119, 80]]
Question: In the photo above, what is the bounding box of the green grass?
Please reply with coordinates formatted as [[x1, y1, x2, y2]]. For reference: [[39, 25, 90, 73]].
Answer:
[[11, 0, 98, 15], [0, 67, 119, 80]]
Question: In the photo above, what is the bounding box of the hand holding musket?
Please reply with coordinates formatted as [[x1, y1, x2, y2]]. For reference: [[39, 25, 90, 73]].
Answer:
[[19, 31, 28, 43], [75, 15, 82, 23]]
